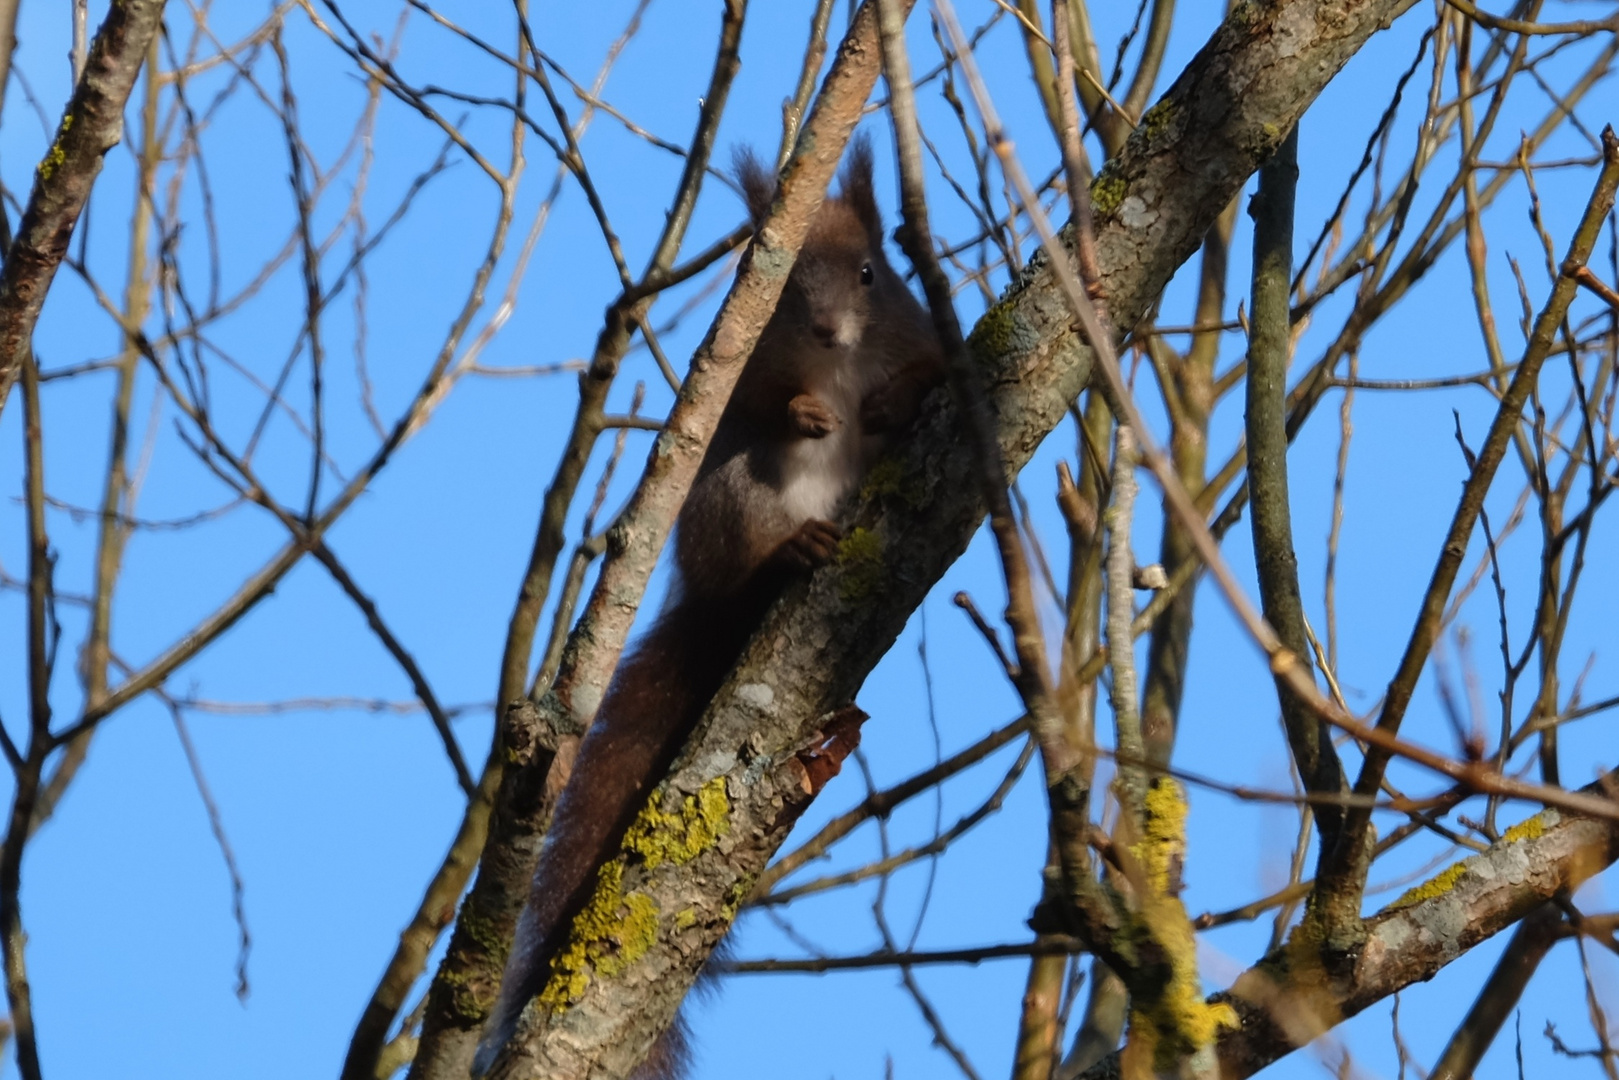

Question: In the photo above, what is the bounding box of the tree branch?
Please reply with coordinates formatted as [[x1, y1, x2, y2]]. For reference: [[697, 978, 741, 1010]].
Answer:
[[1429, 901, 1565, 1080], [1208, 772, 1618, 1079], [1246, 122, 1348, 855], [403, 6, 750, 1078], [1312, 126, 1619, 937], [0, 0, 168, 421], [502, 0, 1427, 1072]]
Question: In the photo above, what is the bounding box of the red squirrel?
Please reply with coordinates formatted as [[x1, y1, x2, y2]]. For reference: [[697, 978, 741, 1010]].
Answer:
[[473, 137, 944, 1078]]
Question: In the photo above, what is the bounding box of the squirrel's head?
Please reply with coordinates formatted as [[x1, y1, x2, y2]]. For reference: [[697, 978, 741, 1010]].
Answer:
[[735, 135, 905, 355]]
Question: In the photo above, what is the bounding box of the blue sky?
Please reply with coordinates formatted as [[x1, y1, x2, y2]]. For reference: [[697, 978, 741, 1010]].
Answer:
[[0, 1, 1615, 1078]]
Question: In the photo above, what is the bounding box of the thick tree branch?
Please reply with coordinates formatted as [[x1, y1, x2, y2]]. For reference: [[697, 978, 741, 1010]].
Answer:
[[475, 3, 910, 1077], [1211, 774, 1618, 1078], [1066, 771, 1617, 1079], [404, 7, 750, 1077], [504, 0, 1427, 1072]]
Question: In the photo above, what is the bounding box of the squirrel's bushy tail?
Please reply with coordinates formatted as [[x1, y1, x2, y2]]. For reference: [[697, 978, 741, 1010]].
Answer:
[[473, 584, 773, 1076]]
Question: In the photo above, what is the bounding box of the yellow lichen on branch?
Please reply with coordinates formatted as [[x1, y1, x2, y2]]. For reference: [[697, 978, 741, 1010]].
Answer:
[[1090, 163, 1128, 218], [1502, 808, 1554, 844], [539, 778, 732, 1011], [835, 527, 886, 602], [1389, 862, 1469, 911], [622, 776, 731, 869], [538, 861, 659, 1011], [37, 114, 74, 181], [1122, 779, 1239, 1077], [1388, 807, 1560, 912], [1141, 99, 1177, 141], [860, 457, 927, 509], [1132, 776, 1188, 892]]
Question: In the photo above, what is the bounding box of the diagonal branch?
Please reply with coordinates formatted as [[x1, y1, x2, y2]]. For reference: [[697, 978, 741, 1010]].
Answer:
[[1429, 901, 1565, 1080], [1312, 126, 1619, 937], [507, 0, 1436, 1073], [400, 8, 751, 1079], [1203, 770, 1619, 1079], [479, 4, 910, 1075], [309, 541, 475, 795], [0, 0, 169, 421]]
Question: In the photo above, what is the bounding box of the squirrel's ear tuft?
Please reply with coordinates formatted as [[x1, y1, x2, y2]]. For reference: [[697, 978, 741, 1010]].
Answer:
[[840, 134, 882, 242], [733, 146, 776, 225]]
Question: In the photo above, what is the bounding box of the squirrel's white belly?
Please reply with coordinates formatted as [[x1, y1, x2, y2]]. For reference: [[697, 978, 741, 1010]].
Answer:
[[778, 423, 861, 524]]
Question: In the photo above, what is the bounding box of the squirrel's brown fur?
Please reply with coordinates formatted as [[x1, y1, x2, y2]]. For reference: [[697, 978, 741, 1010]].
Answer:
[[473, 137, 944, 1078]]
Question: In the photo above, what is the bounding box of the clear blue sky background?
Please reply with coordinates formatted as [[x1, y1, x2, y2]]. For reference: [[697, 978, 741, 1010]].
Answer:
[[0, 1, 1614, 1078]]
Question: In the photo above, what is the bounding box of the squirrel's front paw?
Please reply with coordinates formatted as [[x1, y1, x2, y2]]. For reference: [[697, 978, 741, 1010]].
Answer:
[[789, 394, 839, 438], [774, 519, 841, 569]]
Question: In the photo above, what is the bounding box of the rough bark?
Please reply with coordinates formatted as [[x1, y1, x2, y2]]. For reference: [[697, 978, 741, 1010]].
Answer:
[[479, 2, 912, 1076], [403, 5, 751, 1074], [406, 704, 559, 1080], [492, 0, 1420, 1074]]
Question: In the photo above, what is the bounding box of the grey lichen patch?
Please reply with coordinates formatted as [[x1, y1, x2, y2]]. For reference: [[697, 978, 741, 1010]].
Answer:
[[569, 683, 604, 728], [1119, 195, 1158, 231], [735, 682, 775, 713], [750, 241, 796, 278], [1374, 916, 1413, 954], [1407, 893, 1469, 956], [696, 748, 740, 779]]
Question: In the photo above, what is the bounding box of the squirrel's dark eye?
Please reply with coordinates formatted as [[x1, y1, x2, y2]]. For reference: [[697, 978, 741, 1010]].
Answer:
[[860, 262, 874, 286]]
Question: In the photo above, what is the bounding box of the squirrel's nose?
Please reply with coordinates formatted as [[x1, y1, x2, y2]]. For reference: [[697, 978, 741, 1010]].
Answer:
[[811, 318, 838, 345]]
